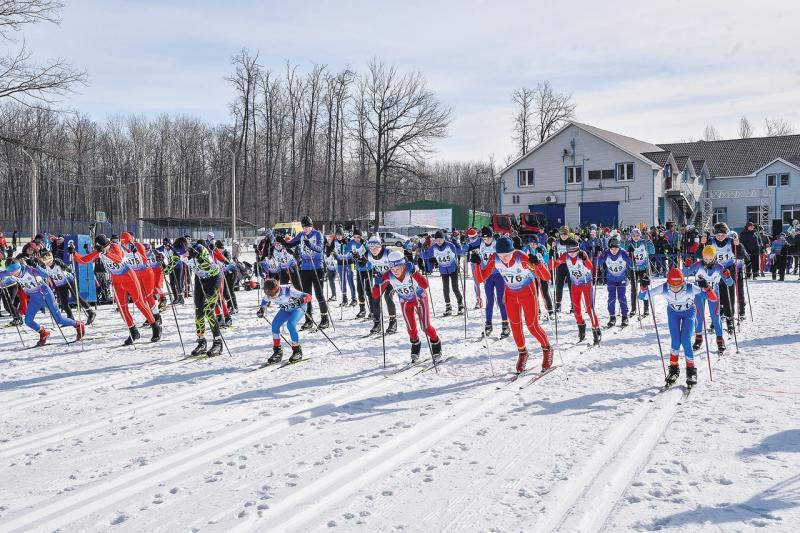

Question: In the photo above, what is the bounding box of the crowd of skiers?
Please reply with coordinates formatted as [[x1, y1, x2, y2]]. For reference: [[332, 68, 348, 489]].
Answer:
[[0, 216, 785, 386]]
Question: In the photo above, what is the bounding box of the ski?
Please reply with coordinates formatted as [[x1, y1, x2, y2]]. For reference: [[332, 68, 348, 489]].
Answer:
[[385, 357, 431, 377], [518, 365, 561, 389], [413, 355, 454, 375], [497, 367, 541, 389], [271, 357, 312, 371]]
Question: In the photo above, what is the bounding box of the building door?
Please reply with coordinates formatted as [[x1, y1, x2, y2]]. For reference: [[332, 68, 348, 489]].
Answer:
[[528, 203, 565, 231], [658, 198, 665, 225], [579, 201, 619, 228]]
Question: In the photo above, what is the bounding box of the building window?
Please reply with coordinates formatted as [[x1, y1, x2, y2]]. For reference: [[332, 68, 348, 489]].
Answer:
[[782, 204, 800, 224], [602, 169, 615, 180], [767, 174, 777, 187], [713, 207, 727, 224], [682, 169, 689, 183], [746, 206, 761, 223], [518, 169, 534, 187], [565, 166, 582, 184], [616, 162, 634, 181], [664, 164, 672, 179], [781, 173, 790, 186], [588, 170, 601, 180]]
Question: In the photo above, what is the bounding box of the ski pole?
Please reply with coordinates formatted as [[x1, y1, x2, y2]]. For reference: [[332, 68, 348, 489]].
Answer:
[[743, 268, 754, 322], [462, 254, 468, 340], [1, 286, 25, 347], [260, 310, 292, 346], [70, 256, 85, 351], [645, 286, 667, 378], [377, 277, 386, 368], [701, 299, 713, 382], [165, 276, 187, 356], [311, 264, 336, 332], [306, 312, 341, 353]]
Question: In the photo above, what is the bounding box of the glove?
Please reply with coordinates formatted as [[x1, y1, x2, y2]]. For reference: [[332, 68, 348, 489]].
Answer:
[[639, 278, 650, 288], [684, 258, 692, 267], [696, 277, 708, 288], [722, 269, 731, 278], [528, 253, 540, 265], [256, 307, 265, 318], [67, 243, 75, 254], [253, 244, 259, 250], [358, 256, 368, 267], [578, 250, 588, 260], [470, 252, 481, 264], [303, 237, 311, 246], [302, 294, 312, 304]]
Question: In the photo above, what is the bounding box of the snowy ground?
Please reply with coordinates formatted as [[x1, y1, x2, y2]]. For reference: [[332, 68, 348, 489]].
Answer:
[[0, 273, 798, 532]]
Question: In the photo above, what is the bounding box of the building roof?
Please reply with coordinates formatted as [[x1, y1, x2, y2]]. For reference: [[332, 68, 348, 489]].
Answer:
[[575, 122, 663, 158], [641, 151, 671, 166], [658, 134, 800, 177]]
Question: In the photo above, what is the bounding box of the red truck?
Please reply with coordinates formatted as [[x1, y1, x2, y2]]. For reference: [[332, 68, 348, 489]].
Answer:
[[491, 212, 546, 235]]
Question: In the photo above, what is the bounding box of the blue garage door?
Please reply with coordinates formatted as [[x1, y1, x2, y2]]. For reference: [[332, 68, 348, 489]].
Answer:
[[579, 201, 619, 228], [528, 204, 565, 231]]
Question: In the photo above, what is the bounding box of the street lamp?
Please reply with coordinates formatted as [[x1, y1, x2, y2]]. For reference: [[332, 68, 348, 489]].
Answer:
[[226, 146, 236, 242], [19, 147, 37, 238]]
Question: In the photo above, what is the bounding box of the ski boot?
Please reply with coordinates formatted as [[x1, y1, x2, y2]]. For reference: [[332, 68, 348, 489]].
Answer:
[[355, 304, 366, 319], [289, 344, 303, 363], [726, 317, 734, 335], [75, 321, 86, 341], [500, 320, 510, 338], [665, 364, 680, 386], [300, 319, 315, 331], [473, 298, 483, 310], [256, 307, 265, 319], [606, 316, 617, 328], [641, 300, 650, 318], [515, 348, 529, 374], [191, 338, 207, 356], [349, 298, 358, 307], [207, 338, 223, 357], [555, 304, 562, 313], [629, 309, 637, 318], [37, 327, 51, 347], [456, 304, 465, 316], [317, 313, 330, 330], [150, 321, 162, 342], [738, 311, 746, 322], [268, 345, 283, 364], [174, 295, 185, 305], [11, 316, 23, 326], [327, 294, 336, 302], [716, 336, 726, 354], [541, 345, 553, 371], [592, 327, 602, 346], [548, 309, 555, 319], [484, 323, 493, 337], [442, 304, 453, 317], [692, 333, 703, 351], [123, 326, 141, 346], [369, 319, 381, 335], [86, 309, 96, 326], [341, 295, 348, 307], [686, 366, 698, 387], [431, 338, 443, 364], [410, 340, 421, 363], [385, 317, 397, 334], [620, 316, 629, 328], [223, 315, 233, 328], [577, 323, 587, 343]]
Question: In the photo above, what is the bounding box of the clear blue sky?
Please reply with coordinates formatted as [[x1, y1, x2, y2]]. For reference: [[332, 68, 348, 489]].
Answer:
[[22, 0, 800, 162]]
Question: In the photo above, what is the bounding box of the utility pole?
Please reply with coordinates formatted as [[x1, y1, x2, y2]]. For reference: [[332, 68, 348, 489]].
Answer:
[[20, 147, 37, 238], [137, 175, 144, 240], [227, 146, 236, 242]]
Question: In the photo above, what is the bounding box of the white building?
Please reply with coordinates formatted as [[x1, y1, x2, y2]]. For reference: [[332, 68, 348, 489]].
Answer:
[[498, 121, 800, 232]]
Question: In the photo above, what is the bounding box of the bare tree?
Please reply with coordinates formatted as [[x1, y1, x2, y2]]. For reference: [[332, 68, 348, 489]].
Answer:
[[511, 87, 534, 155], [764, 118, 795, 136], [703, 124, 721, 141], [737, 117, 753, 138], [353, 60, 451, 232], [0, 0, 87, 106], [533, 81, 575, 143]]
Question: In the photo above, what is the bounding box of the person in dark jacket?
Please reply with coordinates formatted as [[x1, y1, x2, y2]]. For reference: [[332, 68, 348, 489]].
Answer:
[[739, 221, 762, 279]]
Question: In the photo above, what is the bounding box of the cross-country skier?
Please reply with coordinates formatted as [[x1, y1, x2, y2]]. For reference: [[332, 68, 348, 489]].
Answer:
[[372, 250, 441, 363], [270, 236, 300, 288], [260, 278, 312, 364], [120, 232, 162, 327], [463, 226, 509, 338], [640, 268, 718, 387], [174, 238, 224, 357], [366, 235, 398, 335], [555, 245, 601, 344], [0, 258, 85, 346], [71, 235, 161, 345], [329, 226, 355, 306], [324, 251, 338, 301], [285, 216, 330, 330], [597, 237, 632, 327], [626, 228, 654, 318], [346, 229, 373, 319], [463, 228, 483, 309], [523, 237, 554, 316], [684, 245, 732, 354], [552, 227, 579, 313], [38, 250, 96, 324], [422, 230, 464, 316], [472, 236, 552, 373], [699, 222, 748, 331]]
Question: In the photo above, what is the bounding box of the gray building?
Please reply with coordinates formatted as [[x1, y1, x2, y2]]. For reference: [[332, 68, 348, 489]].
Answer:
[[498, 121, 800, 231]]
